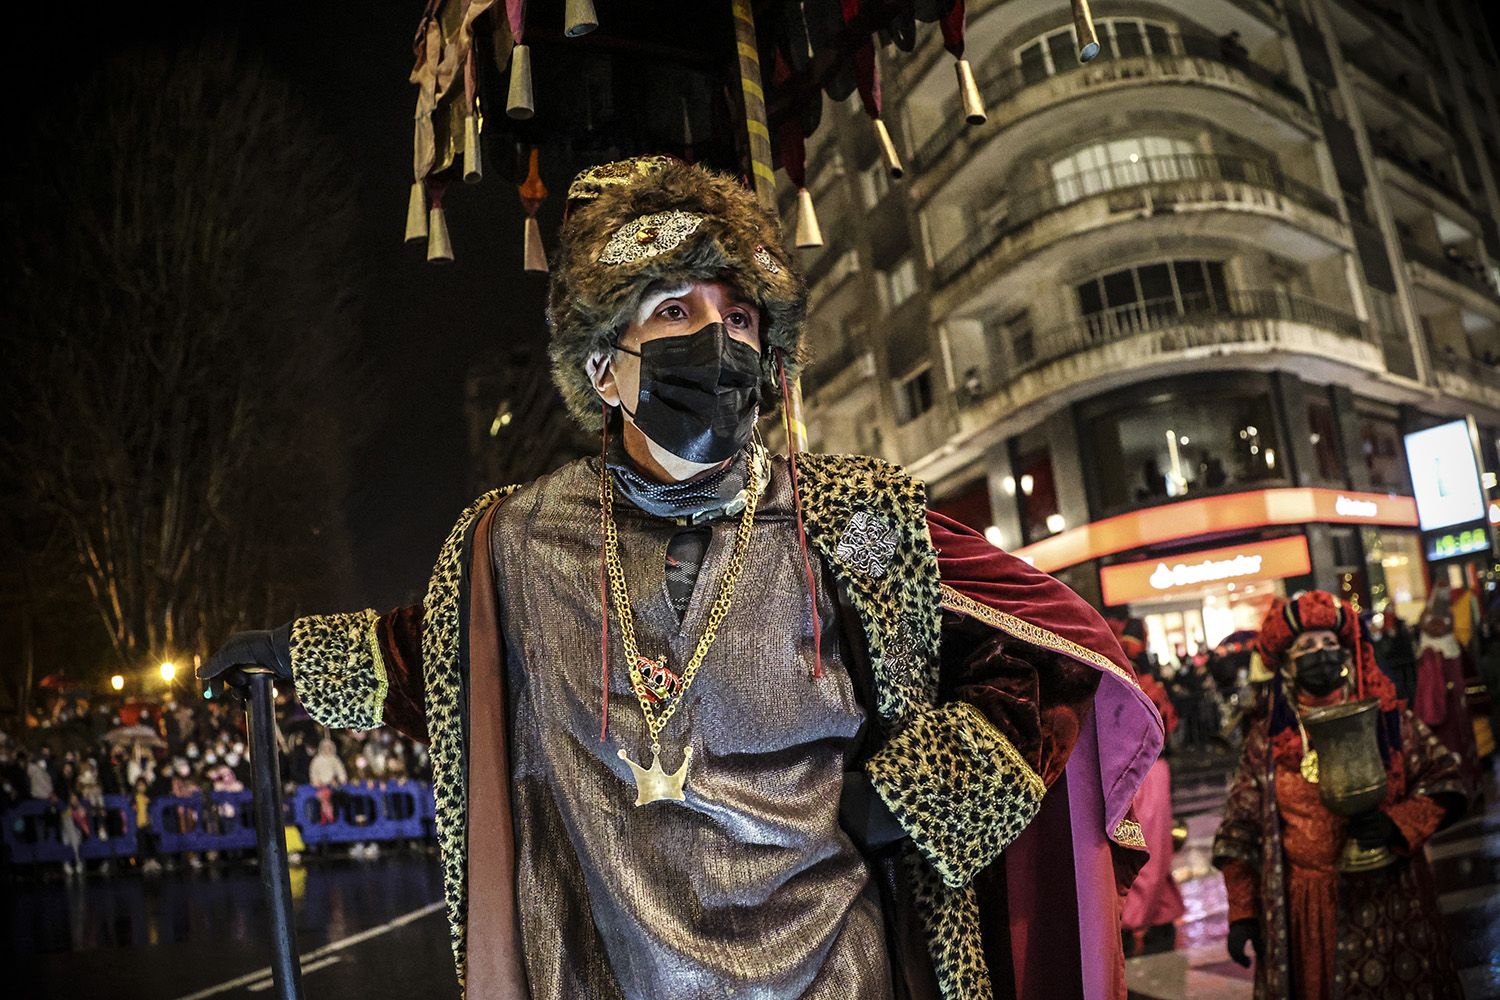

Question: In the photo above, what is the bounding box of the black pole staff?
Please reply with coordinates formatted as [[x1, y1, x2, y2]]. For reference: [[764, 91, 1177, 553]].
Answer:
[[242, 666, 305, 1000]]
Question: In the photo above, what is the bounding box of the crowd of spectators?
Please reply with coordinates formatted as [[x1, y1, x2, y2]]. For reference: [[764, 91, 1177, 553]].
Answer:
[[0, 685, 432, 877]]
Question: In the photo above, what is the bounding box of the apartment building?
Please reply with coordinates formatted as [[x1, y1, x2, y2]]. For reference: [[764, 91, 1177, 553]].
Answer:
[[785, 0, 1500, 662]]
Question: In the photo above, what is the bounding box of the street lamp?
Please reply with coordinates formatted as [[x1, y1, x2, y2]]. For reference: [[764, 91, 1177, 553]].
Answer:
[[160, 661, 177, 683], [110, 674, 125, 691]]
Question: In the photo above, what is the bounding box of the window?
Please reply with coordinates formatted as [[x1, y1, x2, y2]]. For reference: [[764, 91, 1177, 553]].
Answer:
[[1075, 260, 1229, 332], [1089, 387, 1284, 509], [1358, 412, 1409, 492], [1307, 396, 1343, 481], [1007, 313, 1035, 367], [1012, 435, 1061, 544], [896, 367, 935, 424], [859, 160, 890, 209], [885, 256, 919, 308], [1049, 136, 1199, 204], [1013, 17, 1177, 82]]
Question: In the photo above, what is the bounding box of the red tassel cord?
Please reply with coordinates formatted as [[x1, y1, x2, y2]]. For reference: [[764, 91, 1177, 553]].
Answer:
[[599, 401, 611, 741], [778, 349, 823, 679]]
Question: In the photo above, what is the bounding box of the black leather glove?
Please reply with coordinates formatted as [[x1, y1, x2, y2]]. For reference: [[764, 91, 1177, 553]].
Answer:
[[1227, 917, 1261, 968], [198, 623, 294, 701], [1346, 808, 1402, 851]]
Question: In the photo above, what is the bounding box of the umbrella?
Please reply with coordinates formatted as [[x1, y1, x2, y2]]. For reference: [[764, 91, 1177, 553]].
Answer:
[[103, 724, 167, 749]]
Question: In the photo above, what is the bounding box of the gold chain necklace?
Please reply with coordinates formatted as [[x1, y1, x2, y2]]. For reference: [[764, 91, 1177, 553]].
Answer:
[[600, 455, 761, 805]]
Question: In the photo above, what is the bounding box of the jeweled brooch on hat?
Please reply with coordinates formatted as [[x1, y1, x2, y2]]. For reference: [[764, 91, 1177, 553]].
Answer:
[[753, 245, 781, 274], [597, 210, 705, 265]]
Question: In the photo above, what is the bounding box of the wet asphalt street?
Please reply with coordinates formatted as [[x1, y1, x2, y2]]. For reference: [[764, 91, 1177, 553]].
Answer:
[[13, 851, 457, 1000]]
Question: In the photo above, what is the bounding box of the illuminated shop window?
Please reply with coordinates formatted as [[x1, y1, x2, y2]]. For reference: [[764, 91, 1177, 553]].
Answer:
[[1012, 429, 1061, 544], [1089, 387, 1284, 509], [1013, 18, 1176, 84]]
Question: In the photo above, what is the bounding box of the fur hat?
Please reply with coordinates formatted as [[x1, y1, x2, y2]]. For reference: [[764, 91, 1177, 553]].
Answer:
[[547, 157, 808, 430]]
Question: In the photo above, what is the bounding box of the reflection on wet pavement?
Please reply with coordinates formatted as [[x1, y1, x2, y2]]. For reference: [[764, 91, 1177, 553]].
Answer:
[[13, 852, 453, 999]]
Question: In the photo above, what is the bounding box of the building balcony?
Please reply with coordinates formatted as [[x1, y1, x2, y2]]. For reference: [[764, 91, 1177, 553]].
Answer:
[[1432, 353, 1500, 412], [910, 32, 1315, 196], [1370, 136, 1473, 222], [1401, 239, 1500, 318], [910, 291, 1385, 481], [1340, 45, 1444, 131], [893, 0, 1284, 96], [930, 153, 1348, 317]]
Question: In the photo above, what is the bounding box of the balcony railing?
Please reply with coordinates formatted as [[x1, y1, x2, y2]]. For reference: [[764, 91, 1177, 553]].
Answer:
[[984, 290, 1369, 384], [1401, 239, 1500, 300], [1370, 134, 1469, 207], [913, 31, 1307, 170], [1434, 351, 1500, 389], [933, 152, 1339, 287], [1340, 45, 1441, 121]]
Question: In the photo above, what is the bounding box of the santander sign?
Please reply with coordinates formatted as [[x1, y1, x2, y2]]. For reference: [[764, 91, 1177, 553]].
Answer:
[[1149, 554, 1265, 591]]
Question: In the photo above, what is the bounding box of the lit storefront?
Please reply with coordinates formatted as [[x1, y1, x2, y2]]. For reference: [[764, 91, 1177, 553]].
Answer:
[[1100, 536, 1309, 662], [1012, 487, 1426, 664]]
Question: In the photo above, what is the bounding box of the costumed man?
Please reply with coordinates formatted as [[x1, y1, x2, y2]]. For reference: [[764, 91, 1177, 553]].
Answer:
[[1416, 586, 1483, 796], [201, 157, 1162, 1000], [1213, 591, 1466, 1000], [1111, 619, 1184, 957]]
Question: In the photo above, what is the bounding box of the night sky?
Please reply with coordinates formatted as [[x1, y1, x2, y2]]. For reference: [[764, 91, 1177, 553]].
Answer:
[[18, 1, 561, 611]]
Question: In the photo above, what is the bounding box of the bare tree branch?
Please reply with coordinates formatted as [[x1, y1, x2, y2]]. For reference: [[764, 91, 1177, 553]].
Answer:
[[2, 37, 369, 672]]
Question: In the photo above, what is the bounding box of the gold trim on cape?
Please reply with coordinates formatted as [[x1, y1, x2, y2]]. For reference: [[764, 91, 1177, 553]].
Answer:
[[938, 584, 1142, 691], [1113, 818, 1147, 848]]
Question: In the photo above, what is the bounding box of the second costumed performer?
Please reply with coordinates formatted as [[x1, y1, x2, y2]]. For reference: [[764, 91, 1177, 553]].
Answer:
[[204, 157, 1164, 1000]]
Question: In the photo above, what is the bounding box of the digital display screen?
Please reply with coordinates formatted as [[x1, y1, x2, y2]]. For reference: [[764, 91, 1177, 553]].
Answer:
[[1425, 525, 1491, 561], [1405, 420, 1486, 532]]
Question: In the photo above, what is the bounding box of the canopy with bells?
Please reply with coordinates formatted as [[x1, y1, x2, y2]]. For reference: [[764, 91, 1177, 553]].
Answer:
[[401, 0, 1104, 267]]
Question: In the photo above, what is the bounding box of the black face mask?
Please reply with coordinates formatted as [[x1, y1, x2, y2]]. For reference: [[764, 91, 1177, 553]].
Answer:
[[615, 322, 762, 464], [1290, 648, 1350, 697]]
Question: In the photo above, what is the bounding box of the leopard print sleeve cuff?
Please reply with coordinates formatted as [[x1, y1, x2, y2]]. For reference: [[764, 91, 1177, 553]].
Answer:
[[289, 610, 388, 731], [865, 700, 1046, 889]]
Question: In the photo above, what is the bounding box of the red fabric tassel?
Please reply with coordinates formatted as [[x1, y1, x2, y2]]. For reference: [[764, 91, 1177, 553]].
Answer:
[[940, 0, 967, 57], [599, 402, 611, 740], [778, 349, 823, 679]]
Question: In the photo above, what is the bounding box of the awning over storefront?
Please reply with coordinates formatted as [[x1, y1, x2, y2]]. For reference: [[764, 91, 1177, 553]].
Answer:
[[1014, 487, 1418, 573]]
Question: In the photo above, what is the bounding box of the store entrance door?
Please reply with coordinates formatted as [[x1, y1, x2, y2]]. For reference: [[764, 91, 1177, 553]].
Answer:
[[1132, 580, 1283, 670]]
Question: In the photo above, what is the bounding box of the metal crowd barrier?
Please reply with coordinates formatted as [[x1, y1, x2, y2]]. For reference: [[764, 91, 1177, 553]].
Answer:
[[1, 781, 436, 865]]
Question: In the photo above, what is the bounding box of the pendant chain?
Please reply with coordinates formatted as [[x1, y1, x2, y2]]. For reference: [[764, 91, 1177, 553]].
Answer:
[[599, 456, 761, 754]]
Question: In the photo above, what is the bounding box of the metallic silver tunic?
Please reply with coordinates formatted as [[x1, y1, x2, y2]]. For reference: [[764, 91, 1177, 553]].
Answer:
[[490, 455, 892, 1000]]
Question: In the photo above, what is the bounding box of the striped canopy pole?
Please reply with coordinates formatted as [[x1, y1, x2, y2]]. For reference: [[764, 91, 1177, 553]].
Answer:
[[731, 0, 809, 450]]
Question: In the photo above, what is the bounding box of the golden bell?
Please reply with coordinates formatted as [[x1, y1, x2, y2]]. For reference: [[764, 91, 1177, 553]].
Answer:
[[523, 215, 549, 273], [507, 43, 535, 120], [564, 0, 598, 38], [404, 181, 428, 243], [955, 59, 986, 125], [463, 115, 483, 184], [794, 187, 823, 248], [874, 118, 904, 179], [1072, 0, 1101, 62], [427, 204, 454, 263]]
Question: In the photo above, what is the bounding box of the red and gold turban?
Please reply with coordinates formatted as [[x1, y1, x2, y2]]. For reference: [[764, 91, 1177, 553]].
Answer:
[[1256, 590, 1397, 710]]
